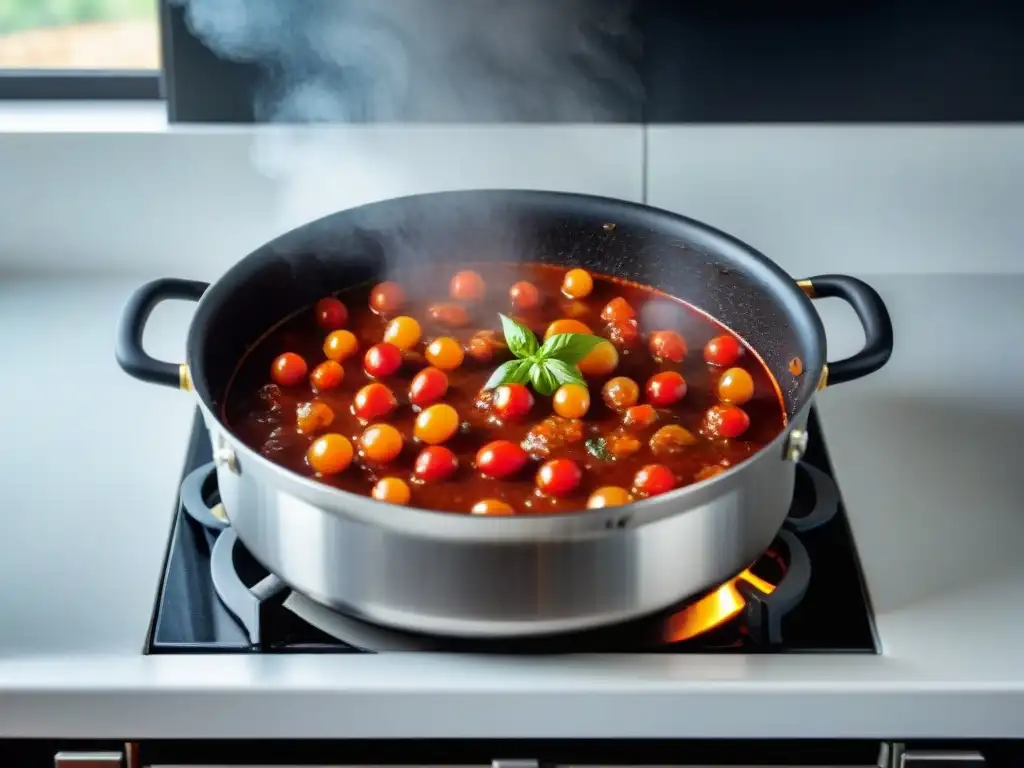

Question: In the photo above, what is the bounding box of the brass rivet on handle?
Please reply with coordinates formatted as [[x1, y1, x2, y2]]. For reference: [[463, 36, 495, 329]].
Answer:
[[179, 363, 193, 392], [796, 279, 816, 298], [817, 363, 829, 390]]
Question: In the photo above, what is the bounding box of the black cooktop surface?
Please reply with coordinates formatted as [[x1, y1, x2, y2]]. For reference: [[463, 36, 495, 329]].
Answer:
[[146, 408, 878, 654]]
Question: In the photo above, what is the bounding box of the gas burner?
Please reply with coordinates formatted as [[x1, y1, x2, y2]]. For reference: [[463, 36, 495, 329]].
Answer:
[[147, 408, 879, 654]]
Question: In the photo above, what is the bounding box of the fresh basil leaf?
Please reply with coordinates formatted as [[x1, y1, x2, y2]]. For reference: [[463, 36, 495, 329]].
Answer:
[[586, 437, 612, 461], [498, 313, 538, 359], [543, 358, 585, 388], [530, 361, 560, 396], [536, 332, 604, 364], [483, 358, 533, 390]]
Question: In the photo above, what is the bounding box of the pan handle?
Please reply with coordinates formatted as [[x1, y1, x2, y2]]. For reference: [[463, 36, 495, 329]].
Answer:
[[115, 278, 209, 390], [798, 274, 893, 387]]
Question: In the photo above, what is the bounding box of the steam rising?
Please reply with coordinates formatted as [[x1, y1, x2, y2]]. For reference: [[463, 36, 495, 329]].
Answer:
[[175, 0, 642, 123], [173, 0, 643, 263]]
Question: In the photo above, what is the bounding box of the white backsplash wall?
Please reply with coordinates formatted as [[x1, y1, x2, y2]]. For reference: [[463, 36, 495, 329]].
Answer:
[[2, 121, 1023, 277], [0, 124, 643, 280], [646, 125, 1024, 276]]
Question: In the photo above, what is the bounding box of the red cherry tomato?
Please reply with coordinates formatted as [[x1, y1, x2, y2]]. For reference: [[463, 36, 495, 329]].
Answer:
[[363, 343, 403, 378], [270, 352, 307, 386], [705, 404, 750, 439], [509, 281, 540, 310], [476, 440, 529, 479], [535, 458, 583, 497], [633, 464, 676, 497], [310, 360, 345, 392], [704, 334, 743, 367], [646, 371, 687, 407], [606, 319, 639, 346], [353, 382, 398, 421], [369, 281, 406, 315], [409, 367, 449, 406], [450, 270, 486, 301], [314, 297, 348, 330], [600, 297, 636, 323], [414, 445, 459, 483], [493, 383, 534, 421], [648, 330, 688, 363]]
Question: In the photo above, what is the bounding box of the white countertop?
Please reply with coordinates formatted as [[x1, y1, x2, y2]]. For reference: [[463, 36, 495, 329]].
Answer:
[[1, 272, 1022, 739]]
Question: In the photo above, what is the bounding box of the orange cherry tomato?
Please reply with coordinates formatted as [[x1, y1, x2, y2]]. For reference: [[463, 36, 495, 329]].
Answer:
[[476, 440, 529, 479], [425, 337, 465, 370], [578, 340, 619, 377], [544, 318, 591, 341], [493, 383, 534, 421], [369, 281, 406, 315], [314, 297, 348, 330], [705, 404, 750, 439], [271, 352, 307, 386], [323, 330, 358, 362], [536, 458, 583, 497], [586, 486, 634, 509], [602, 376, 640, 410], [561, 269, 594, 299], [450, 270, 486, 301], [552, 383, 590, 419], [509, 281, 540, 309], [646, 371, 687, 407], [465, 336, 494, 363], [648, 330, 687, 363], [650, 424, 698, 456], [310, 360, 345, 392], [307, 433, 353, 476], [353, 382, 398, 421], [633, 464, 676, 497], [364, 343, 403, 378], [717, 367, 754, 405], [471, 498, 515, 516], [601, 297, 636, 323], [383, 316, 423, 351], [414, 445, 459, 483], [409, 367, 449, 406], [372, 477, 411, 505], [360, 424, 404, 463], [414, 403, 460, 445], [704, 334, 743, 367], [296, 400, 335, 435]]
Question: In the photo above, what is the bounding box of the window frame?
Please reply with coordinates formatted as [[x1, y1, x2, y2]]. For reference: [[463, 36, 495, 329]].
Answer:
[[0, 70, 161, 100]]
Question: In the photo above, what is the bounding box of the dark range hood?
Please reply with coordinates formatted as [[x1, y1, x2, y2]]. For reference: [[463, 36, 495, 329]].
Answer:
[[161, 0, 1024, 124]]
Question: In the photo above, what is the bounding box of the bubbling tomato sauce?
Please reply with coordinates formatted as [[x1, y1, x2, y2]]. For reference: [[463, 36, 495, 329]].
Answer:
[[223, 263, 787, 515]]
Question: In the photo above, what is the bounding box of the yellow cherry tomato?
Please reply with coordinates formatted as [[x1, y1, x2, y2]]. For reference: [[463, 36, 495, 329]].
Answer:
[[360, 423, 404, 463], [323, 330, 359, 362], [414, 403, 460, 445], [307, 433, 353, 476], [586, 486, 634, 509], [425, 337, 465, 370], [561, 268, 594, 299], [383, 316, 422, 351], [471, 498, 515, 516], [544, 318, 592, 341], [552, 383, 590, 419], [371, 477, 412, 505], [718, 367, 755, 405], [578, 339, 619, 377]]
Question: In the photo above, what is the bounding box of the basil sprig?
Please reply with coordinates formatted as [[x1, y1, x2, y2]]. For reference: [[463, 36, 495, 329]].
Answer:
[[483, 314, 603, 396]]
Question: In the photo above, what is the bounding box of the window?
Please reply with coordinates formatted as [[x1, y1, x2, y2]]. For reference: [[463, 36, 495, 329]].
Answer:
[[0, 0, 161, 99]]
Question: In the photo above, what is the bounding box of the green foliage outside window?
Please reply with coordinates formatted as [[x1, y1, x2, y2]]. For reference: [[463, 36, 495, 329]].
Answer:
[[0, 0, 157, 36]]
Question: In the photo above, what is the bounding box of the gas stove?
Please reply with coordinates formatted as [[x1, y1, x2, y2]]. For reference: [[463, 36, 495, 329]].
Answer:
[[147, 408, 878, 654]]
